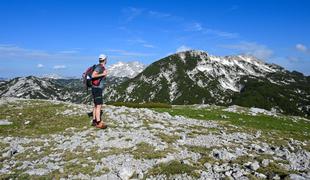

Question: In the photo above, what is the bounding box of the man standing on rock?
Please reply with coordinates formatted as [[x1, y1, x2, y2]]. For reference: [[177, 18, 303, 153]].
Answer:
[[91, 54, 108, 129]]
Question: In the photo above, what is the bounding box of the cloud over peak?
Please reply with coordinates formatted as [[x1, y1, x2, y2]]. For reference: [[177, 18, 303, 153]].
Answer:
[[176, 45, 192, 53], [222, 41, 273, 60], [53, 65, 67, 69], [37, 64, 44, 68], [296, 44, 308, 53]]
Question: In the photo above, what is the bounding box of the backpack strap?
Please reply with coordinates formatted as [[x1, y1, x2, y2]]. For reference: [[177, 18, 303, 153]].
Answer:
[[100, 64, 105, 72], [94, 64, 105, 73], [99, 64, 106, 78]]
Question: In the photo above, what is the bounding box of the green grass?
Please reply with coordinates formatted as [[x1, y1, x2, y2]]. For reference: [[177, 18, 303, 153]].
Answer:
[[155, 132, 180, 144], [107, 102, 172, 108], [185, 145, 217, 166], [0, 100, 89, 137], [131, 142, 175, 159], [185, 145, 212, 155], [153, 107, 310, 141], [256, 162, 297, 179], [146, 160, 199, 178]]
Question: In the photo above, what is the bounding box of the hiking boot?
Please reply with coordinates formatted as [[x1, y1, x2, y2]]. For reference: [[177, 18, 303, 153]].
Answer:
[[91, 119, 97, 126], [96, 121, 107, 129]]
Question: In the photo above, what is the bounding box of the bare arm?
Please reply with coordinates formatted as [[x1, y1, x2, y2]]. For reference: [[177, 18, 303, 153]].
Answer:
[[92, 69, 107, 78]]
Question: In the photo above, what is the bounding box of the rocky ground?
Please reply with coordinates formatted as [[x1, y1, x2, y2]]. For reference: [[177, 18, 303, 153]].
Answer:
[[0, 98, 309, 179]]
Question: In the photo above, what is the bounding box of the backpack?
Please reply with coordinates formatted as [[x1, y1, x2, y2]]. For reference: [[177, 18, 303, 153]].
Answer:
[[82, 64, 105, 90], [82, 64, 96, 90]]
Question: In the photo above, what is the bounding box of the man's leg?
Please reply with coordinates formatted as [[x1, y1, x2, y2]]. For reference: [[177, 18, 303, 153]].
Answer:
[[95, 104, 107, 129], [93, 106, 96, 120], [94, 88, 107, 129], [95, 104, 102, 122]]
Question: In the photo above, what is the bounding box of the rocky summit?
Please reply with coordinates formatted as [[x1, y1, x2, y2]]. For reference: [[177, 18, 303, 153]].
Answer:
[[107, 61, 146, 78], [0, 98, 309, 179]]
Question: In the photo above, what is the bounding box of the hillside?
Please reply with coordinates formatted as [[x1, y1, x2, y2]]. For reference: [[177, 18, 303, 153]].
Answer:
[[0, 61, 145, 105], [0, 76, 129, 105], [104, 50, 310, 117], [0, 98, 309, 179], [0, 76, 90, 104]]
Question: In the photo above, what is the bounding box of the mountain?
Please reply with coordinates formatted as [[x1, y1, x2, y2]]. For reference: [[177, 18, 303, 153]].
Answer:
[[0, 75, 129, 104], [0, 78, 7, 86], [107, 61, 146, 78], [0, 60, 145, 102], [104, 50, 310, 117], [0, 76, 90, 104], [0, 77, 8, 81], [1, 51, 309, 117]]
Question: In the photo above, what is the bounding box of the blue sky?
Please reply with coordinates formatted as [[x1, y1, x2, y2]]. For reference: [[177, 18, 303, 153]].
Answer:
[[0, 0, 310, 78]]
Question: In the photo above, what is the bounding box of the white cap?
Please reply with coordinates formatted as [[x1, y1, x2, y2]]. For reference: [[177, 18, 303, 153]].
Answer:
[[99, 54, 107, 60]]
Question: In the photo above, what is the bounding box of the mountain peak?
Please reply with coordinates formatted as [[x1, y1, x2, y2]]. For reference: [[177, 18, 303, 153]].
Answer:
[[174, 50, 209, 62], [108, 61, 146, 78], [176, 49, 208, 56]]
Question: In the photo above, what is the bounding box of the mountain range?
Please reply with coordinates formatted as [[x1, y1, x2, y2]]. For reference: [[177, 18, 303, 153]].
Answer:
[[104, 50, 309, 117], [0, 50, 309, 117]]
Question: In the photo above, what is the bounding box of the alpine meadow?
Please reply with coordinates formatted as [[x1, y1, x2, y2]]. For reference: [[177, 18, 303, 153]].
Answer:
[[0, 0, 310, 179]]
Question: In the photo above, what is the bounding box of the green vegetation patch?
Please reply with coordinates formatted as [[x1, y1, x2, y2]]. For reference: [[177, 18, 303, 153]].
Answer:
[[155, 132, 180, 144], [107, 102, 172, 108], [185, 145, 217, 165], [256, 162, 296, 179], [132, 142, 174, 159], [0, 100, 89, 137], [185, 145, 212, 155], [154, 106, 310, 141], [146, 160, 199, 178]]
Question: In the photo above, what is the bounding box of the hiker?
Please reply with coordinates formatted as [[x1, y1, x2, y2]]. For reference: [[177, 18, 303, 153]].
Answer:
[[91, 54, 108, 129]]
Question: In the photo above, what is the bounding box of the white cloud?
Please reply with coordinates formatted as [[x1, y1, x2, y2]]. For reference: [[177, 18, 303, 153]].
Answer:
[[186, 22, 203, 31], [296, 43, 307, 52], [106, 49, 154, 57], [148, 11, 172, 18], [122, 7, 144, 22], [58, 50, 79, 54], [148, 10, 183, 21], [186, 23, 238, 39], [203, 28, 239, 39], [222, 41, 273, 59], [143, 44, 155, 48], [127, 38, 155, 48], [0, 44, 91, 61], [53, 65, 67, 69], [37, 64, 44, 68], [185, 23, 200, 31], [176, 45, 192, 53], [127, 39, 152, 48], [287, 56, 303, 63], [127, 38, 146, 44], [0, 44, 52, 59]]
